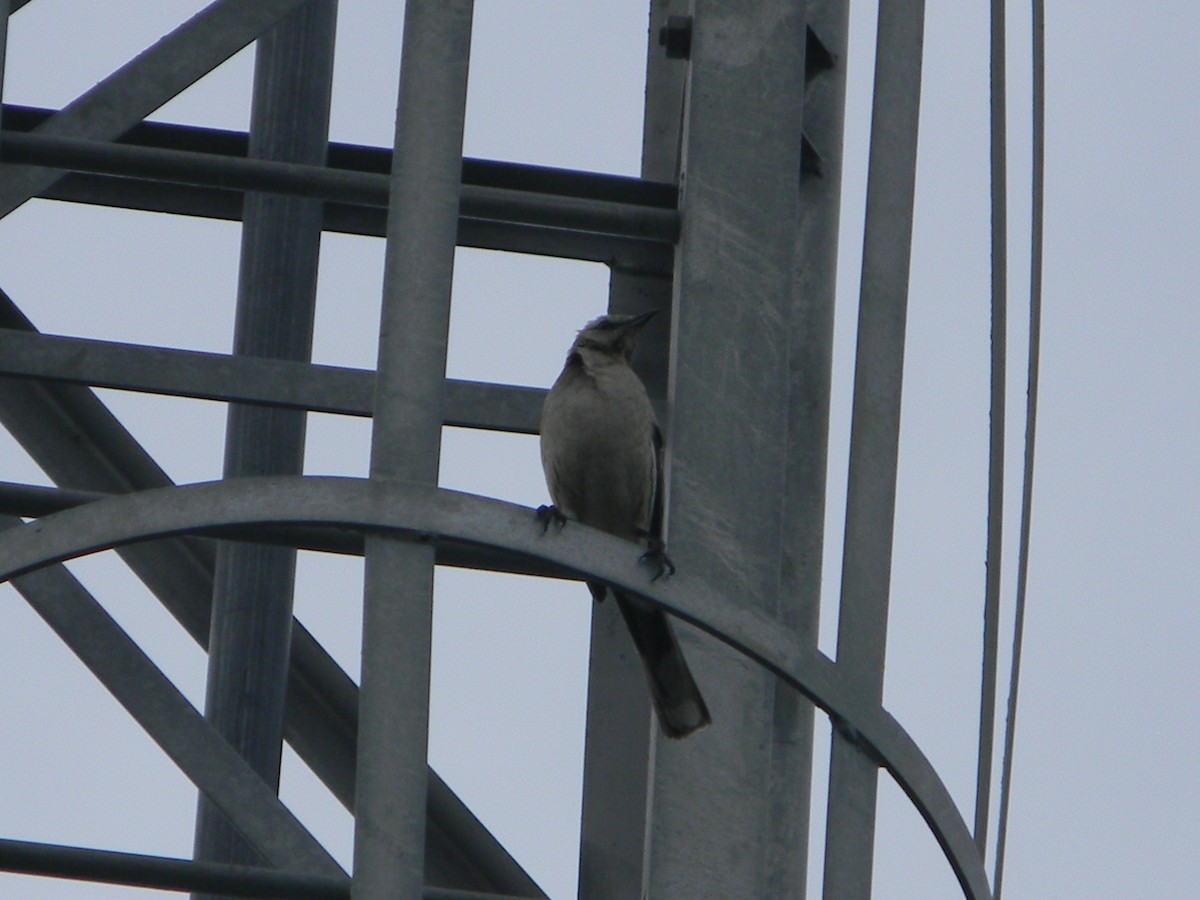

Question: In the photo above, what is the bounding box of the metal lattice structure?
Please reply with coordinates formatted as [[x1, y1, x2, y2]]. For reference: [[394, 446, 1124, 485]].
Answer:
[[0, 1, 1003, 897]]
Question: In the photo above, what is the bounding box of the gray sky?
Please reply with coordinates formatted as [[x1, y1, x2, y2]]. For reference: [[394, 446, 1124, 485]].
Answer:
[[1, 1, 1197, 897]]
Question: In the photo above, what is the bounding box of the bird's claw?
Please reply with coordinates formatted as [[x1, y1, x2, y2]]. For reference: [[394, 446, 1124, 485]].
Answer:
[[536, 504, 567, 533], [639, 536, 676, 582]]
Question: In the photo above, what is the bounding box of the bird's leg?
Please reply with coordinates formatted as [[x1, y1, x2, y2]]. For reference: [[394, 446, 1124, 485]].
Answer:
[[536, 504, 568, 533], [637, 531, 676, 581]]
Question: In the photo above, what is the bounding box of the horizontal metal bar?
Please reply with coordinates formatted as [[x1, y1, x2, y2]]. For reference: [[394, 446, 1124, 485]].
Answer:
[[3, 129, 384, 202], [0, 329, 543, 433], [0, 837, 528, 899], [2, 104, 676, 274], [3, 104, 677, 208], [0, 837, 347, 899], [0, 130, 678, 243], [26, 173, 673, 275]]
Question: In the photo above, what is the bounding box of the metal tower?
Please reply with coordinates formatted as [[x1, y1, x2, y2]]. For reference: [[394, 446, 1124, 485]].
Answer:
[[0, 1, 1002, 897]]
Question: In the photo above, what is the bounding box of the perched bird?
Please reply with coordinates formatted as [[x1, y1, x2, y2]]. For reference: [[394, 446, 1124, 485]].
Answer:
[[539, 310, 711, 739]]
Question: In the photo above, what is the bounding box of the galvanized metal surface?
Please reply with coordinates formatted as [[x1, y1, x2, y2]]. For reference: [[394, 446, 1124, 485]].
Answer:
[[822, 0, 927, 897], [2, 102, 676, 273], [0, 329, 545, 433], [0, 837, 532, 900], [0, 298, 542, 894], [0, 3, 996, 896], [3, 101, 671, 204], [772, 3, 852, 894], [0, 517, 345, 880], [0, 0, 311, 218], [0, 476, 991, 898], [194, 1, 338, 885], [353, 1, 474, 896], [646, 1, 809, 895], [0, 837, 348, 900], [0, 479, 576, 584], [0, 131, 678, 245]]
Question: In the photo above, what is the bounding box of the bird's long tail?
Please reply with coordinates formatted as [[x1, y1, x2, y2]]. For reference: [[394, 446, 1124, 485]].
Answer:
[[608, 588, 712, 739]]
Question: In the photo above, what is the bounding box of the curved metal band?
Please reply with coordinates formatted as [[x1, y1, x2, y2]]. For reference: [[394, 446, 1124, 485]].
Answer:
[[0, 476, 992, 899]]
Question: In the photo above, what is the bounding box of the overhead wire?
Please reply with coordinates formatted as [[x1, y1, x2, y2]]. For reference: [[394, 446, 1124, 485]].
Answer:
[[993, 0, 1045, 893], [975, 0, 1009, 855]]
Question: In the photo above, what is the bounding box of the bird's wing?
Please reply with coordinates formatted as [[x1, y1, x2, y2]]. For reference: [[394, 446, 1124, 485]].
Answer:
[[649, 422, 666, 541]]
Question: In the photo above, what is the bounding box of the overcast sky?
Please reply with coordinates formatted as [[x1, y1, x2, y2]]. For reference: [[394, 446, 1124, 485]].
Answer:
[[2, 1, 1198, 898]]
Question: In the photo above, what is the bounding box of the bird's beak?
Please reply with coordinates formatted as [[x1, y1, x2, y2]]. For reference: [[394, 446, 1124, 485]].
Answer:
[[625, 309, 658, 330]]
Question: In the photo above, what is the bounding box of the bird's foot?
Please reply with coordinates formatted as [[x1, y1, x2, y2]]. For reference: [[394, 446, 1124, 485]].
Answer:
[[536, 504, 567, 533], [638, 535, 676, 582]]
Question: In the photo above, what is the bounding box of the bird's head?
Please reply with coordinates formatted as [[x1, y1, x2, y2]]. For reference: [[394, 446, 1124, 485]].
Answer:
[[571, 310, 657, 362]]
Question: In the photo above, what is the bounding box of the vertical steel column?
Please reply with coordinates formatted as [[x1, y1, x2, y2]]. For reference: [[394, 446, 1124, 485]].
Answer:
[[576, 3, 688, 896], [0, 0, 9, 114], [771, 2, 852, 895], [646, 1, 808, 895], [351, 2, 473, 897], [821, 0, 925, 897], [193, 1, 337, 887]]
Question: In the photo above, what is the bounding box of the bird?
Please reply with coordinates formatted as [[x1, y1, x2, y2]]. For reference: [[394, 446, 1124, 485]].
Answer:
[[539, 310, 711, 739]]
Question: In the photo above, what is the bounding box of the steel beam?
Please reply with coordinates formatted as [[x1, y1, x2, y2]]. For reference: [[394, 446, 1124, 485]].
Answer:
[[769, 4, 852, 896], [2, 518, 344, 879], [763, 3, 849, 897], [0, 838, 347, 900], [0, 0, 315, 218], [0, 131, 678, 244], [0, 480, 576, 584], [0, 330, 544, 433], [646, 2, 809, 895], [0, 292, 543, 895], [3, 103, 678, 209], [353, 1, 474, 897], [822, 1, 926, 897], [0, 837, 531, 900], [0, 476, 992, 898], [2, 102, 675, 272], [194, 2, 338, 885]]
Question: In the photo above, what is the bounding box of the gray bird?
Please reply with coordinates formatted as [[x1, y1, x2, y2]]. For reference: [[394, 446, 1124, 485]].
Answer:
[[539, 310, 711, 739]]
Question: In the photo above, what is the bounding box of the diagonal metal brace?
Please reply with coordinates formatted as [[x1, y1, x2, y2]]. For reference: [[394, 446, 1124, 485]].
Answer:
[[1, 515, 346, 879], [0, 0, 313, 218]]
